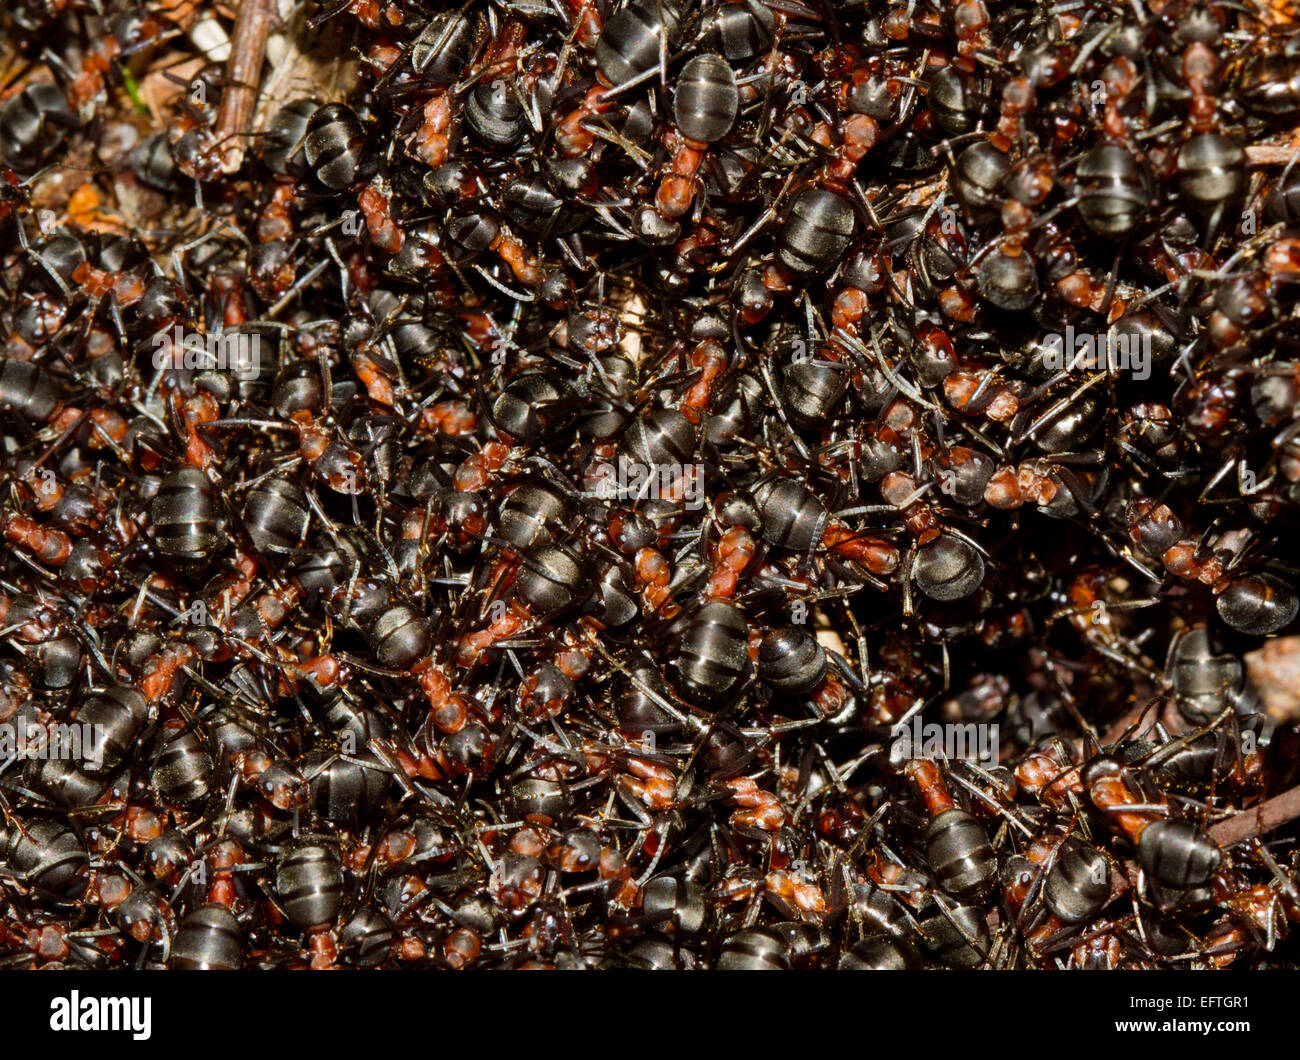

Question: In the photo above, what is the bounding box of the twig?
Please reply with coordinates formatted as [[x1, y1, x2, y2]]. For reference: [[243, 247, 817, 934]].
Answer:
[[1246, 144, 1300, 166], [216, 0, 276, 174], [1209, 784, 1300, 848]]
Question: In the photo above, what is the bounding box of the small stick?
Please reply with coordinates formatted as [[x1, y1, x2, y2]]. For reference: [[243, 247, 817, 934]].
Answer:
[[215, 0, 276, 174], [1209, 783, 1300, 848], [1246, 144, 1300, 166]]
